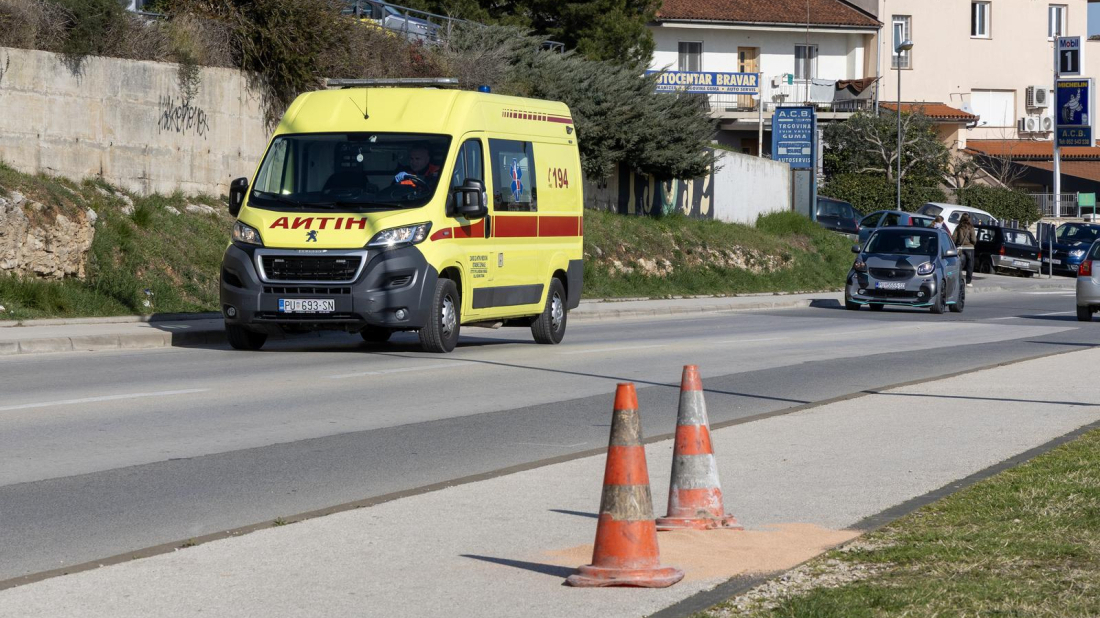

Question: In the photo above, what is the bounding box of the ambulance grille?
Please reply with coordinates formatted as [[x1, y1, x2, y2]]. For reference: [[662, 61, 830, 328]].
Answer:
[[261, 256, 362, 282]]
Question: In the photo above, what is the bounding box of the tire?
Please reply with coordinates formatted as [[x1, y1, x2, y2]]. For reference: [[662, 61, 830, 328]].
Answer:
[[1023, 271, 1035, 278], [418, 278, 460, 353], [1077, 305, 1093, 322], [360, 326, 393, 343], [226, 323, 267, 350], [949, 283, 965, 313], [532, 279, 568, 344], [930, 281, 947, 314], [844, 298, 861, 311], [979, 257, 994, 274], [869, 303, 885, 311]]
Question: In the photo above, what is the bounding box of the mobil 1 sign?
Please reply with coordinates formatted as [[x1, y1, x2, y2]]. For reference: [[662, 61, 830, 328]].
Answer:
[[1056, 78, 1093, 147], [772, 107, 815, 169], [1058, 36, 1082, 76]]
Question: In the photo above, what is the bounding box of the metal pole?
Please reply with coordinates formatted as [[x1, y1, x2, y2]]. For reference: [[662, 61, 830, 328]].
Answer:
[[1054, 37, 1062, 219], [896, 64, 902, 211], [758, 72, 764, 157]]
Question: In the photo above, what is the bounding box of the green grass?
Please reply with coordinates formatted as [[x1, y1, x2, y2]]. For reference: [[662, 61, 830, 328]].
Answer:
[[698, 428, 1100, 618], [582, 209, 853, 299]]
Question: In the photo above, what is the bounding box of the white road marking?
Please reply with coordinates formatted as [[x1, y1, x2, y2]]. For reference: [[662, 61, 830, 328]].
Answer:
[[0, 389, 209, 412], [989, 316, 1017, 321], [560, 344, 667, 355], [1035, 311, 1075, 316], [1025, 291, 1075, 295], [328, 362, 466, 379]]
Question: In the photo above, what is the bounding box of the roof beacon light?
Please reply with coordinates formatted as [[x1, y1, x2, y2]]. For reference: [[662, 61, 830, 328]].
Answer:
[[478, 85, 491, 93]]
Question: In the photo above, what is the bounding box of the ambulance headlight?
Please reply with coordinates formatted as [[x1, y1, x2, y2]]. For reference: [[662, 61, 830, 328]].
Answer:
[[232, 221, 264, 246], [367, 223, 432, 249]]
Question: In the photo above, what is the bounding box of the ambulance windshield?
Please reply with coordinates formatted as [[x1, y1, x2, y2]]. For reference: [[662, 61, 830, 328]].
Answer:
[[249, 133, 451, 211]]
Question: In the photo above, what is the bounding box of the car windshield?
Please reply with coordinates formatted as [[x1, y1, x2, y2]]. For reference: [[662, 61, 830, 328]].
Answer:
[[1056, 224, 1100, 243], [866, 230, 940, 256], [249, 133, 451, 212]]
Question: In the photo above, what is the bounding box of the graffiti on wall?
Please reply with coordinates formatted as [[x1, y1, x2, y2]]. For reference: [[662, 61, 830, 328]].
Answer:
[[586, 162, 715, 219], [158, 94, 210, 138], [0, 52, 10, 88]]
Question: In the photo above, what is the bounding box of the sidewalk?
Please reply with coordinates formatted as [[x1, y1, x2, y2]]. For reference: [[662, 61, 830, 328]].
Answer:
[[0, 274, 1074, 356], [2, 347, 1098, 618]]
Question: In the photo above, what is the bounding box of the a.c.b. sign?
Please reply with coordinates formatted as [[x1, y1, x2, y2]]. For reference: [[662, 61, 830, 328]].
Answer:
[[771, 107, 816, 169], [1056, 78, 1093, 146]]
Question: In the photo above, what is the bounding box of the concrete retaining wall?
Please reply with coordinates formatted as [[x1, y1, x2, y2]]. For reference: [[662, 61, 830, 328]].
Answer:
[[585, 150, 791, 225], [0, 47, 269, 196]]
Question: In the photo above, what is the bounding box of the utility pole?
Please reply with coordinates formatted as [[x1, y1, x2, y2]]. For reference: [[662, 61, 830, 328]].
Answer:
[[1053, 37, 1062, 219]]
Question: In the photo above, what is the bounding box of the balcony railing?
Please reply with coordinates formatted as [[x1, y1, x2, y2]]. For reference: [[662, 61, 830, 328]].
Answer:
[[701, 77, 872, 115]]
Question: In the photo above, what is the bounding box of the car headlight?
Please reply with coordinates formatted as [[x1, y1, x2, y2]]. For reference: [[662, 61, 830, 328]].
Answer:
[[232, 221, 263, 246], [917, 261, 935, 276], [367, 223, 432, 249], [853, 259, 867, 272], [1070, 249, 1086, 258]]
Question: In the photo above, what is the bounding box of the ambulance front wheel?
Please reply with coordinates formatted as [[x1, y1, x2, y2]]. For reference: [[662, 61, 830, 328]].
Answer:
[[419, 278, 460, 353], [532, 278, 567, 345], [226, 323, 267, 351]]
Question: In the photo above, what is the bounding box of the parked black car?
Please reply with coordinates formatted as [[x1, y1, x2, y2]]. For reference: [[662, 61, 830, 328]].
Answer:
[[815, 197, 859, 236], [974, 225, 1040, 277]]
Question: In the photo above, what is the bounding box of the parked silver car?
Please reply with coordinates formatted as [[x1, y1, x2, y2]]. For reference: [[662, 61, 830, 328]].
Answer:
[[1075, 241, 1100, 321], [845, 227, 965, 314]]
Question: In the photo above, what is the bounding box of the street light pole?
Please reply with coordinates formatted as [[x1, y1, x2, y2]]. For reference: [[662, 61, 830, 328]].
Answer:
[[895, 39, 913, 211]]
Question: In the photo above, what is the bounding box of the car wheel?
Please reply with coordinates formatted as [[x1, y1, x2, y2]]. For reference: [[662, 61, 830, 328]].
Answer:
[[1023, 271, 1035, 278], [1077, 305, 1093, 322], [844, 297, 861, 311], [226, 323, 267, 350], [949, 283, 965, 313], [869, 303, 885, 311], [531, 278, 567, 344], [979, 257, 993, 274], [930, 281, 947, 314], [418, 278, 460, 353], [360, 326, 393, 343]]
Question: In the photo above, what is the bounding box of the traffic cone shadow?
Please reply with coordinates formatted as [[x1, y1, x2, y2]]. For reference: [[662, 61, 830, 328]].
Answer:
[[656, 365, 742, 531], [566, 383, 684, 588]]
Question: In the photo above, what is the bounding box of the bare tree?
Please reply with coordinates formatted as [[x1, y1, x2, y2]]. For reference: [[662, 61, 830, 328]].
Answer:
[[823, 110, 949, 185]]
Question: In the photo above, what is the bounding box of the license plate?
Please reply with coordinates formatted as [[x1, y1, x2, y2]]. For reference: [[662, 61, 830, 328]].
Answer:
[[1013, 260, 1030, 268], [278, 299, 335, 313], [874, 282, 906, 290], [1043, 258, 1061, 265]]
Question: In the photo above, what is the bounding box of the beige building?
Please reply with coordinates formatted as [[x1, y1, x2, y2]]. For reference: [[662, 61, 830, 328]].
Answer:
[[874, 0, 1100, 147]]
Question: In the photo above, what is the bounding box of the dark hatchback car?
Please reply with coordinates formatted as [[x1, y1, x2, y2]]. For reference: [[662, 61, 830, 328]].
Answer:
[[815, 197, 859, 236], [1043, 223, 1100, 276], [846, 227, 964, 314], [974, 225, 1040, 277], [857, 210, 936, 245]]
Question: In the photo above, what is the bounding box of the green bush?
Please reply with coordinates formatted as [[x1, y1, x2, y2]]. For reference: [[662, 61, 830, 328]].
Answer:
[[954, 186, 1042, 225], [820, 173, 946, 214], [53, 0, 127, 58]]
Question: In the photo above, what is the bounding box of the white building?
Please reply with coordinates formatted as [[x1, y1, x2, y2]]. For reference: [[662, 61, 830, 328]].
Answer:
[[649, 0, 881, 155]]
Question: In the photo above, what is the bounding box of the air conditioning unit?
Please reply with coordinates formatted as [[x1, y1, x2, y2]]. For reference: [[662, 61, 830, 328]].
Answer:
[[1019, 115, 1042, 133], [1027, 86, 1051, 109], [1041, 114, 1054, 132]]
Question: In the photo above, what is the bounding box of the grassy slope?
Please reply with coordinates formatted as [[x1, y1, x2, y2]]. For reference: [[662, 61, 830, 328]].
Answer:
[[701, 427, 1100, 618], [0, 165, 855, 319]]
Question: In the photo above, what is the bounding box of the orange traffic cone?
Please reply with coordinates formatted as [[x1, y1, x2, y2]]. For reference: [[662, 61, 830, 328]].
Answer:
[[656, 365, 742, 531], [566, 383, 684, 588]]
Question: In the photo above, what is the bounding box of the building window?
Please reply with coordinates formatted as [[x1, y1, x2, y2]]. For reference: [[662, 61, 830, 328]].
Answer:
[[970, 90, 1016, 128], [891, 15, 912, 69], [678, 42, 701, 72], [794, 44, 818, 80], [1049, 5, 1067, 39], [971, 2, 990, 38]]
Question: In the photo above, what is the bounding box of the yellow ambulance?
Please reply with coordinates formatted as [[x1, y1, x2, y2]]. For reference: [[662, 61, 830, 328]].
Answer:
[[220, 81, 584, 353]]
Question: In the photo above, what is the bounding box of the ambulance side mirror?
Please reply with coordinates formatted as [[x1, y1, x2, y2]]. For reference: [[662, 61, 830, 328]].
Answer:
[[454, 179, 488, 219], [228, 177, 249, 217]]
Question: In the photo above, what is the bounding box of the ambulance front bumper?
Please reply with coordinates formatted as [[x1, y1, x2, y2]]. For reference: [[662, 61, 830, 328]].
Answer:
[[219, 243, 438, 333]]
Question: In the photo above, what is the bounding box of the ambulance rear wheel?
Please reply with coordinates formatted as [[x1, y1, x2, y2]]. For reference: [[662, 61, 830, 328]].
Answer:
[[532, 279, 567, 345], [419, 278, 460, 353], [226, 323, 267, 351]]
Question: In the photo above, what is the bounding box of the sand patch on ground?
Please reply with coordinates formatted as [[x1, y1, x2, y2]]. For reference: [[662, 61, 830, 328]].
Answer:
[[545, 523, 860, 583]]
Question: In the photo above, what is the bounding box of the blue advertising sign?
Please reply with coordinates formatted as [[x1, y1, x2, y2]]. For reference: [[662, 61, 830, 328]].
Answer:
[[646, 71, 759, 95], [1057, 78, 1093, 147], [771, 107, 816, 169]]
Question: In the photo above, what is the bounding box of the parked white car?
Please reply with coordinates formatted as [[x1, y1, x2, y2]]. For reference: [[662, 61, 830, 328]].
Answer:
[[916, 203, 998, 234], [1076, 241, 1100, 321]]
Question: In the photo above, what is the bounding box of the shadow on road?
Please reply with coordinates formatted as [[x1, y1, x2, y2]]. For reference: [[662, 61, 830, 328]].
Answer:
[[549, 509, 599, 520], [461, 554, 576, 579]]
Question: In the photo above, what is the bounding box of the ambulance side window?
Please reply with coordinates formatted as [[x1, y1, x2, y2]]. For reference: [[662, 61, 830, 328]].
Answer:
[[450, 139, 484, 215], [488, 138, 537, 212]]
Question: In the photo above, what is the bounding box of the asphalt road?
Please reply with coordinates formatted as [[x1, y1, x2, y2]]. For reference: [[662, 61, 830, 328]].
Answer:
[[1, 287, 1096, 583]]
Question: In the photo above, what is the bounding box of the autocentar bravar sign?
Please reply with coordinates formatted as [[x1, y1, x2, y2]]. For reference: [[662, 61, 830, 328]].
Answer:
[[647, 71, 759, 95]]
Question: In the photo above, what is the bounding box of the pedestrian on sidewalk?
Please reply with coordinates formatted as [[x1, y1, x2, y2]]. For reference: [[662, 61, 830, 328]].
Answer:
[[953, 213, 977, 286]]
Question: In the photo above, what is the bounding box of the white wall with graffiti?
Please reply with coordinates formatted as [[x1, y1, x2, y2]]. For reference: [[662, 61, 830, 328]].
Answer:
[[584, 150, 791, 225], [0, 46, 267, 196]]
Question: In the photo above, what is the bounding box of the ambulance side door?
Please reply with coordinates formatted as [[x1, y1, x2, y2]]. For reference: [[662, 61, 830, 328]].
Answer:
[[447, 135, 496, 318]]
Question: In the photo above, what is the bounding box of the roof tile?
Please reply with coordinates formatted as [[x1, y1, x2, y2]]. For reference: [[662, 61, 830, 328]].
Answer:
[[881, 102, 978, 122], [965, 140, 1100, 160], [657, 0, 880, 28]]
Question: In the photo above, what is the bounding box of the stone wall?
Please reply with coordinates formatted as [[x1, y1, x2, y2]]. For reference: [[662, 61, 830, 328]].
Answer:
[[0, 191, 95, 280], [0, 46, 269, 197], [585, 150, 792, 225]]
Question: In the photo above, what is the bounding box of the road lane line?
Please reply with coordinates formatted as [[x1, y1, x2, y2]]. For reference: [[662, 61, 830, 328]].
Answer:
[[1036, 311, 1075, 316], [560, 344, 667, 355], [0, 389, 209, 412], [328, 362, 466, 379], [990, 316, 1017, 320]]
